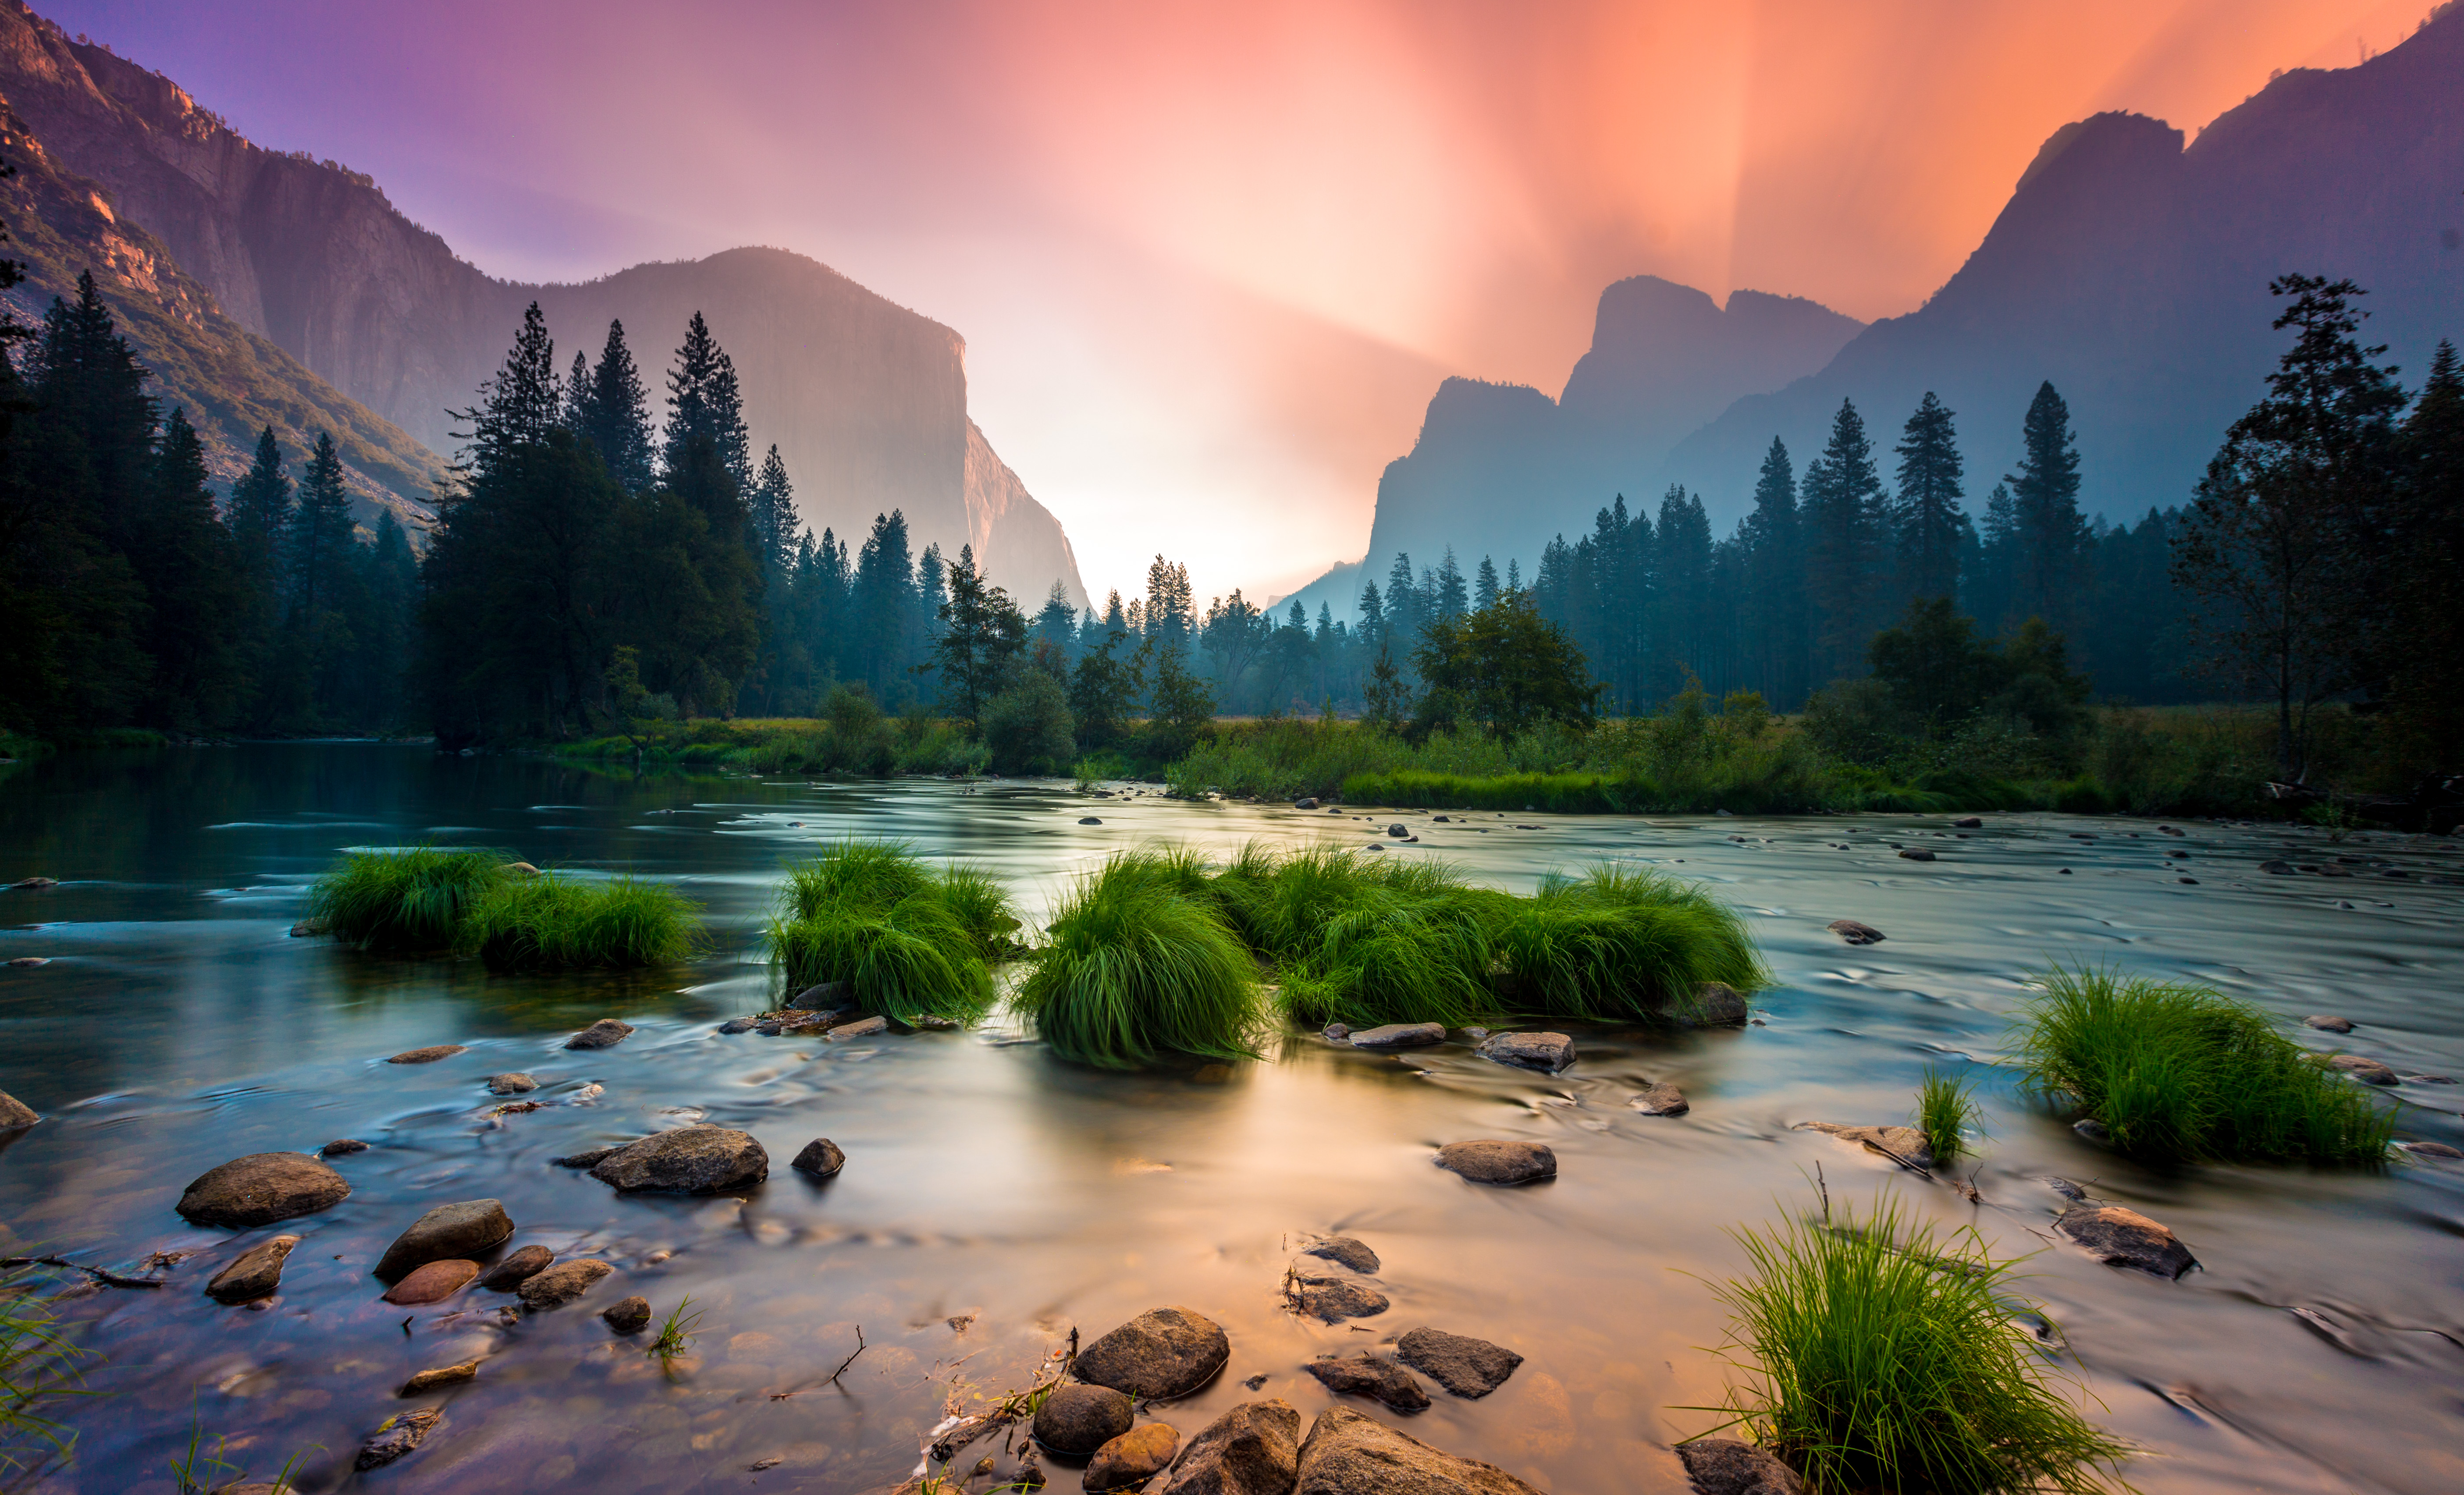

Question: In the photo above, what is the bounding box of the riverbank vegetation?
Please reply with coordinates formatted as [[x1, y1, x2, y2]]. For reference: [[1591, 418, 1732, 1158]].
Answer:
[[766, 841, 1011, 1023], [2013, 967, 2395, 1164], [456, 874, 700, 972], [1700, 1190, 2131, 1495]]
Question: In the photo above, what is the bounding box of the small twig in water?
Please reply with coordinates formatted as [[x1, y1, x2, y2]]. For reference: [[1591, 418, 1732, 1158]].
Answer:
[[825, 1325, 867, 1385]]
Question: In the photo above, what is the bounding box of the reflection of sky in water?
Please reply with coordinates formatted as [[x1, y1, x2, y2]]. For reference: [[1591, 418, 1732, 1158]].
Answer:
[[0, 743, 2459, 1495]]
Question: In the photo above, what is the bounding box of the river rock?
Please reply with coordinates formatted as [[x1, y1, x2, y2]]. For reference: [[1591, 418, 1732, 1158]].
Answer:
[[1302, 1236, 1379, 1273], [205, 1235, 301, 1304], [0, 1090, 37, 1128], [1305, 1354, 1429, 1412], [602, 1295, 653, 1332], [177, 1152, 352, 1228], [792, 1138, 846, 1178], [356, 1406, 442, 1470], [565, 1018, 635, 1050], [2053, 1205, 2198, 1279], [479, 1244, 554, 1290], [1684, 982, 1750, 1026], [1433, 1140, 1556, 1185], [386, 1044, 466, 1064], [1394, 1328, 1522, 1398], [383, 1259, 480, 1305], [1290, 1274, 1389, 1324], [1633, 1083, 1689, 1116], [374, 1199, 515, 1281], [588, 1125, 768, 1192], [789, 981, 853, 1011], [1294, 1406, 1541, 1495], [1476, 1031, 1574, 1072], [399, 1359, 479, 1396], [1795, 1122, 1933, 1169], [517, 1258, 613, 1309], [830, 1015, 890, 1039], [2328, 1055, 2400, 1085], [1156, 1399, 1301, 1495], [1035, 1383, 1135, 1454], [1826, 919, 1884, 945], [1677, 1438, 1806, 1495], [1350, 1023, 1446, 1050], [1088, 1423, 1182, 1492], [486, 1072, 540, 1095], [1075, 1306, 1230, 1399]]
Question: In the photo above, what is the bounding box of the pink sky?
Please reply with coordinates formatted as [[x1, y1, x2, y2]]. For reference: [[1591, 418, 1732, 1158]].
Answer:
[[45, 0, 2436, 604]]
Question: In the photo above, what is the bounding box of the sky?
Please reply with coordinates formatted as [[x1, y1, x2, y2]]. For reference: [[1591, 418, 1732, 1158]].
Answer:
[[42, 0, 2438, 606]]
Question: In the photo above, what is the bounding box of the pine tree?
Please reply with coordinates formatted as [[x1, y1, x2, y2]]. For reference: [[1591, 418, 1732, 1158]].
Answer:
[[2008, 381, 2087, 628], [579, 319, 654, 491], [459, 302, 559, 478], [1800, 398, 1886, 684], [1892, 391, 1966, 605]]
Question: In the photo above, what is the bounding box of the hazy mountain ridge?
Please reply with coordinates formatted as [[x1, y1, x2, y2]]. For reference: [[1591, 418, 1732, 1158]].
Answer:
[[0, 1, 1088, 606]]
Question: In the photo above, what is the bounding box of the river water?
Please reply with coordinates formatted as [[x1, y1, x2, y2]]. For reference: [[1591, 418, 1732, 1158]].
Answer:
[[0, 744, 2459, 1495]]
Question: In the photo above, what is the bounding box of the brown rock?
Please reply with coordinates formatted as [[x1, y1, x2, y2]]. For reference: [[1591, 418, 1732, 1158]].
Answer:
[[2053, 1205, 2197, 1279], [516, 1258, 613, 1309], [1293, 1406, 1539, 1495], [356, 1406, 441, 1470], [1826, 919, 1884, 945], [1394, 1327, 1521, 1399], [205, 1235, 302, 1304], [792, 1138, 846, 1178], [382, 1258, 479, 1305], [386, 1045, 467, 1064], [565, 1018, 635, 1050], [1035, 1382, 1135, 1454], [1795, 1122, 1933, 1169], [1433, 1140, 1556, 1186], [0, 1090, 37, 1128], [398, 1359, 479, 1396], [373, 1199, 515, 1281], [1155, 1399, 1301, 1495], [1677, 1439, 1806, 1495], [479, 1244, 554, 1290], [1087, 1423, 1181, 1492], [176, 1153, 352, 1228], [1632, 1083, 1689, 1116], [1304, 1354, 1429, 1413], [1074, 1306, 1230, 1399], [601, 1294, 653, 1333], [588, 1125, 768, 1192]]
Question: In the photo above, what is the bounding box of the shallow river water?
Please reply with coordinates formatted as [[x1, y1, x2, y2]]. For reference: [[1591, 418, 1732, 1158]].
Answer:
[[1, 744, 2461, 1495]]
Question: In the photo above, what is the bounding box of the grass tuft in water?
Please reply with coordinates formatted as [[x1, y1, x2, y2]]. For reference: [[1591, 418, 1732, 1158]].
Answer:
[[1013, 852, 1263, 1068], [1697, 1189, 2132, 1495], [2013, 966, 2394, 1164], [768, 841, 1006, 1024], [306, 846, 508, 951], [1916, 1069, 1984, 1165], [1496, 864, 1766, 1021], [456, 873, 700, 971]]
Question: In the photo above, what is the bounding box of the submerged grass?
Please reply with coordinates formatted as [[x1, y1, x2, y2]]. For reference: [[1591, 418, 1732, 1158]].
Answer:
[[1498, 864, 1766, 1021], [1916, 1069, 1984, 1165], [768, 840, 1012, 1024], [1014, 852, 1263, 1068], [2013, 966, 2394, 1164], [306, 846, 508, 951], [1698, 1190, 2132, 1495], [456, 873, 700, 971]]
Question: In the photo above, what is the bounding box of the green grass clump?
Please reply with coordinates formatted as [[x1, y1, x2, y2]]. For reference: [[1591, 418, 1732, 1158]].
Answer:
[[2014, 966, 2395, 1164], [306, 846, 508, 951], [456, 873, 700, 971], [1496, 865, 1765, 1021], [1013, 852, 1263, 1068], [767, 841, 1009, 1024], [1700, 1190, 2131, 1495], [1916, 1069, 1984, 1164]]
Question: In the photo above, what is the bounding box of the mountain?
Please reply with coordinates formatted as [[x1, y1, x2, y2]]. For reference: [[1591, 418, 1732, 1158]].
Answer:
[[0, 2, 1087, 607], [1279, 276, 1861, 617], [1661, 8, 2464, 528]]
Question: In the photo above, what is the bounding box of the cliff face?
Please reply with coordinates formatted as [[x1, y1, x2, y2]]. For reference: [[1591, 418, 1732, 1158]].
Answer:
[[1661, 8, 2464, 524], [0, 1, 1088, 607]]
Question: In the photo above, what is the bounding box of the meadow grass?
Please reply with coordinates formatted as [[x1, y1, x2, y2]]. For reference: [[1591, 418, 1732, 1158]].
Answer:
[[306, 846, 508, 951], [455, 873, 700, 971], [1917, 1069, 1984, 1165], [1496, 865, 1766, 1021], [768, 841, 1006, 1023], [1013, 852, 1263, 1068], [1699, 1190, 2131, 1495], [2013, 966, 2394, 1164]]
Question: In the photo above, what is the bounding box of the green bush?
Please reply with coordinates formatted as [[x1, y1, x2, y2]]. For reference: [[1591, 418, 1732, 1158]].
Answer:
[[767, 840, 1008, 1023], [1700, 1190, 2131, 1495], [307, 846, 508, 951], [1013, 853, 1262, 1068], [2013, 966, 2394, 1164], [457, 873, 700, 971]]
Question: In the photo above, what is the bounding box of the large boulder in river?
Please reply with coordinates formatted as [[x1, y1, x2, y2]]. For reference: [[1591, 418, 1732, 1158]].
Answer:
[[1677, 1439, 1806, 1495], [0, 1090, 37, 1128], [1394, 1327, 1522, 1398], [373, 1199, 514, 1282], [1034, 1382, 1135, 1454], [1156, 1400, 1301, 1495], [177, 1153, 352, 1227], [1074, 1306, 1230, 1399], [1294, 1406, 1540, 1495], [205, 1235, 302, 1304], [588, 1125, 768, 1193], [1433, 1140, 1556, 1185], [2053, 1206, 2198, 1279]]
